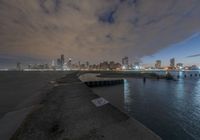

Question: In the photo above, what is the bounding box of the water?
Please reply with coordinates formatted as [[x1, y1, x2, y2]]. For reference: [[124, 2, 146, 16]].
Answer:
[[94, 71, 200, 140], [0, 71, 67, 119]]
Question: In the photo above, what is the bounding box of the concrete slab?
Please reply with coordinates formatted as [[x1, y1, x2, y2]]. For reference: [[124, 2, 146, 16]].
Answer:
[[11, 72, 161, 140]]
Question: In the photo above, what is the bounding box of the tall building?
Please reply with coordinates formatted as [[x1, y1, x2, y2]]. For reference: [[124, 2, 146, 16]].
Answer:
[[61, 54, 65, 66], [133, 62, 140, 70], [155, 60, 161, 69], [16, 62, 22, 71], [86, 61, 89, 69], [57, 58, 61, 66], [51, 60, 55, 67], [100, 61, 109, 70], [78, 61, 81, 69], [67, 58, 72, 68], [170, 58, 175, 67], [122, 56, 129, 69]]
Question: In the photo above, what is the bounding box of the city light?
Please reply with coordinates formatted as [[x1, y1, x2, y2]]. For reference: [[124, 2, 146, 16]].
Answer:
[[10, 55, 200, 72], [122, 65, 126, 70]]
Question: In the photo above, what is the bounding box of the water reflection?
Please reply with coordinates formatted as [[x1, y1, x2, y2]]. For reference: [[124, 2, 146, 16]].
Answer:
[[91, 71, 200, 140], [175, 73, 185, 99], [194, 79, 200, 103], [124, 79, 131, 112], [123, 75, 200, 140]]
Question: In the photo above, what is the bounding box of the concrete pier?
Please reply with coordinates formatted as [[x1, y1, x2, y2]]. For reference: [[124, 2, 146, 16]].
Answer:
[[84, 79, 124, 87], [11, 72, 161, 140]]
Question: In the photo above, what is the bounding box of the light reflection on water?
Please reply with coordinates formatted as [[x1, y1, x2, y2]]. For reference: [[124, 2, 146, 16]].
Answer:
[[124, 79, 131, 112], [123, 73, 200, 140]]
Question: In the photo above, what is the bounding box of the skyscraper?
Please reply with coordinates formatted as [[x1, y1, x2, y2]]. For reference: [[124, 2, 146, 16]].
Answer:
[[51, 60, 55, 67], [16, 62, 22, 71], [67, 58, 72, 68], [122, 56, 129, 69], [61, 54, 65, 66], [57, 58, 61, 66], [78, 61, 81, 69], [155, 60, 161, 69], [170, 58, 175, 68], [86, 61, 89, 68]]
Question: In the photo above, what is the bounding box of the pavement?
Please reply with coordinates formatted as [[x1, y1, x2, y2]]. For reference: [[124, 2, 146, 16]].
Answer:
[[11, 72, 161, 140]]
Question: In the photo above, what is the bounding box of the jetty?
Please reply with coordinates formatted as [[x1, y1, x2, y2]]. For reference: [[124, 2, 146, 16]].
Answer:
[[11, 72, 161, 140]]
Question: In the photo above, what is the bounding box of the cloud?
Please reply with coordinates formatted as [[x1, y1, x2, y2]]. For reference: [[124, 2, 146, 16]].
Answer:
[[187, 54, 200, 58], [0, 0, 200, 64]]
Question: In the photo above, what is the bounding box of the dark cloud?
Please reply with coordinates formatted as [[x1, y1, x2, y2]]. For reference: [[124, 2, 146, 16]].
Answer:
[[0, 0, 200, 65], [99, 9, 116, 24], [187, 54, 200, 58], [39, 0, 61, 14]]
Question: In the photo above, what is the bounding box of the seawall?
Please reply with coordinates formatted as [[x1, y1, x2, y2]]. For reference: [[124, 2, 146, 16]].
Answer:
[[84, 79, 124, 87]]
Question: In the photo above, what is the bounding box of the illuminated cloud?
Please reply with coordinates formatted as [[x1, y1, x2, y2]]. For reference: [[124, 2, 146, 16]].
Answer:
[[0, 0, 200, 64]]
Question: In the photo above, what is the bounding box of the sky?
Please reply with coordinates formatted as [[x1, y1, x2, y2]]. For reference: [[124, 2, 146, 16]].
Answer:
[[0, 0, 200, 68], [142, 33, 200, 66]]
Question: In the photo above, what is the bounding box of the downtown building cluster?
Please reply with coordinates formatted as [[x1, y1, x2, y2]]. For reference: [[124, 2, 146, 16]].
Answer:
[[50, 54, 122, 71], [15, 55, 200, 71], [154, 58, 199, 70]]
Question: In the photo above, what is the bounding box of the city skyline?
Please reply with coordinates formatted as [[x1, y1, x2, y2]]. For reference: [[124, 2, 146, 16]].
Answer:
[[0, 53, 200, 69], [9, 54, 200, 71]]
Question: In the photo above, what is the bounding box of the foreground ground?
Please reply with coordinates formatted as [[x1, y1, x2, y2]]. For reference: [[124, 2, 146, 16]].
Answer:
[[10, 72, 161, 140]]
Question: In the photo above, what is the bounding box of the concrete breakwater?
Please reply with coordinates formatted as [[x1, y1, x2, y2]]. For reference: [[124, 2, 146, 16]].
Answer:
[[84, 79, 124, 87], [11, 72, 161, 140]]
